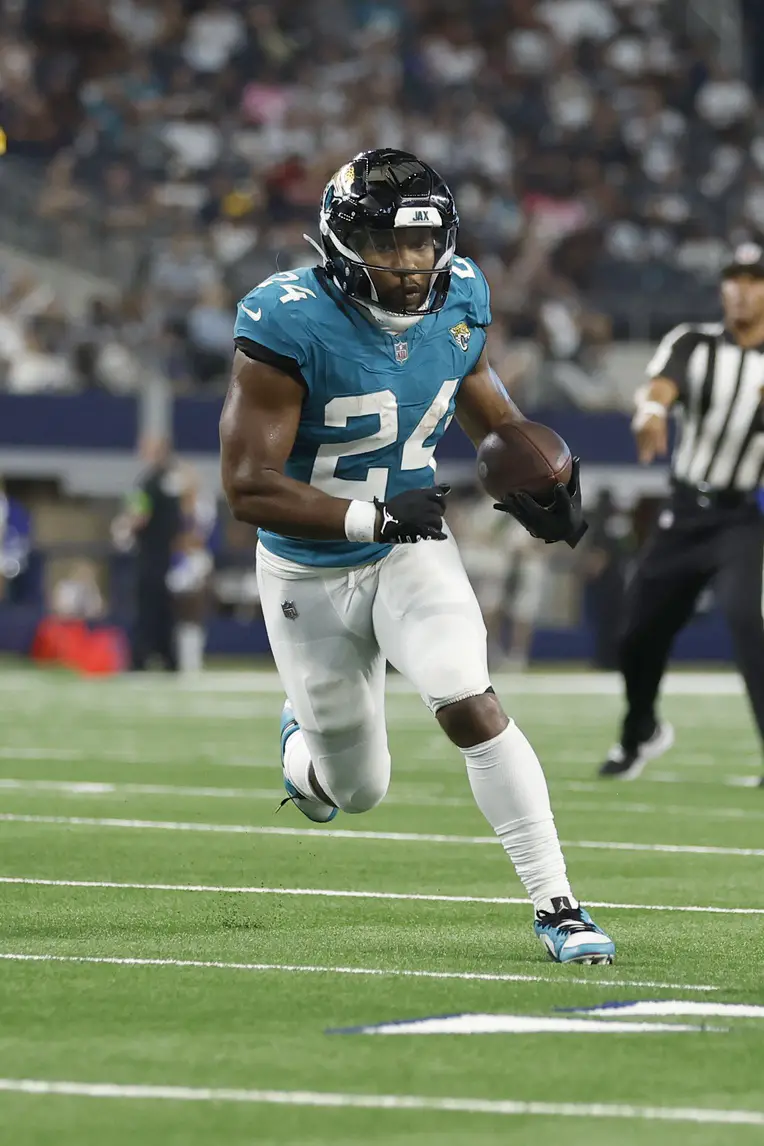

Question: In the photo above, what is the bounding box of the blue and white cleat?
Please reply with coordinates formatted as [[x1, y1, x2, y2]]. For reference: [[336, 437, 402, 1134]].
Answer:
[[280, 700, 338, 823], [534, 900, 615, 965]]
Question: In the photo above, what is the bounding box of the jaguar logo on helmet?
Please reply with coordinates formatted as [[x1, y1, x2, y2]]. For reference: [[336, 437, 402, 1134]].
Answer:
[[332, 162, 356, 199]]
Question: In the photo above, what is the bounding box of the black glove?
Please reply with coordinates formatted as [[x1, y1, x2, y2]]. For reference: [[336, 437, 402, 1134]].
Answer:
[[494, 458, 588, 549], [374, 484, 450, 544]]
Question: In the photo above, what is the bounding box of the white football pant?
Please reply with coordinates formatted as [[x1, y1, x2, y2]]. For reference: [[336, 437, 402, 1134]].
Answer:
[[256, 534, 491, 813]]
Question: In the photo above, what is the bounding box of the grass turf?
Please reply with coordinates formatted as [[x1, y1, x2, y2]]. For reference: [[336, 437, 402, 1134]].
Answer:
[[0, 667, 763, 1144]]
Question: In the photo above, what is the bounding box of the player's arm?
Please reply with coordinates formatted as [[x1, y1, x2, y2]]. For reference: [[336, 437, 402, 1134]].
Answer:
[[632, 377, 679, 465], [454, 345, 525, 446], [220, 352, 447, 544], [633, 326, 694, 464], [221, 351, 352, 539]]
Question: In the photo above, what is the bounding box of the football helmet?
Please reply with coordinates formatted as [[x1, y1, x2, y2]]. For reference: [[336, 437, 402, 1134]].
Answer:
[[318, 148, 459, 331]]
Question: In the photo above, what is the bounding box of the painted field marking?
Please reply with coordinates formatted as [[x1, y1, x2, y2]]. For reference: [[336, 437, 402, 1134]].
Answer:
[[568, 1001, 764, 1019], [0, 1078, 759, 1125], [1, 813, 763, 858], [2, 875, 763, 918], [2, 777, 764, 821], [0, 778, 283, 801], [0, 951, 716, 992], [332, 1013, 708, 1036], [0, 748, 275, 770], [0, 669, 749, 696]]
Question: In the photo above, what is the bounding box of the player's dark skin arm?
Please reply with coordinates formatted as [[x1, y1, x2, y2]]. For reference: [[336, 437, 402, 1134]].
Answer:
[[220, 351, 357, 539], [454, 345, 525, 446]]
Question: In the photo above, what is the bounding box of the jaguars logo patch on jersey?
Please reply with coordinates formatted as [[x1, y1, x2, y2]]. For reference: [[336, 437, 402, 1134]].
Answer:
[[450, 321, 471, 352]]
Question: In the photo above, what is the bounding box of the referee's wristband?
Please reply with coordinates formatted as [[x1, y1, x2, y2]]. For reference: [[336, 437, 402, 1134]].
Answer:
[[344, 500, 379, 544], [632, 400, 668, 431]]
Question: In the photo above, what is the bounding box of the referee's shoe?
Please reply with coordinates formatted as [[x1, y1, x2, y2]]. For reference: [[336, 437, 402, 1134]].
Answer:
[[599, 720, 675, 780]]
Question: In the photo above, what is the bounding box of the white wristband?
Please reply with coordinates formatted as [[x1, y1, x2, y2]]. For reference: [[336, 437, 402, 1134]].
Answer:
[[344, 500, 378, 544], [632, 400, 668, 432]]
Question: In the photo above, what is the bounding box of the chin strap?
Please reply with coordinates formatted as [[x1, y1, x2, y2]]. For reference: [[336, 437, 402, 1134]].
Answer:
[[303, 233, 326, 263]]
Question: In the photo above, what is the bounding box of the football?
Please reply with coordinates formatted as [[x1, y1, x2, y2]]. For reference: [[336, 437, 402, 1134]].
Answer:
[[476, 420, 573, 501]]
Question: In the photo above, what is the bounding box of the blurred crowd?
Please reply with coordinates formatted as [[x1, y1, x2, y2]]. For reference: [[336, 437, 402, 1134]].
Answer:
[[0, 0, 763, 398]]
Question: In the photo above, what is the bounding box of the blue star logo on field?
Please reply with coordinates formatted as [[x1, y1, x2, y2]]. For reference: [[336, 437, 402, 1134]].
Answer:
[[449, 321, 471, 352]]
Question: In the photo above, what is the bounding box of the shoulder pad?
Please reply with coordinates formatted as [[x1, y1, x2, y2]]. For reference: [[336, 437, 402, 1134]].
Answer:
[[449, 256, 491, 328], [234, 268, 320, 367]]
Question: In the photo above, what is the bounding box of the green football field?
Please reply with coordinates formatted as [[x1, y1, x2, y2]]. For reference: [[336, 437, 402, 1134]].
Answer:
[[1, 666, 764, 1144]]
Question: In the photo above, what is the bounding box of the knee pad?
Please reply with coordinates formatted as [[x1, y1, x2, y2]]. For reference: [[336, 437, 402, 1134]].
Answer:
[[337, 746, 391, 814], [311, 731, 391, 815]]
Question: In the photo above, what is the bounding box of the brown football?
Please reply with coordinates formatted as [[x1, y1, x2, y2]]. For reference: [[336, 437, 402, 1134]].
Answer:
[[476, 420, 573, 501]]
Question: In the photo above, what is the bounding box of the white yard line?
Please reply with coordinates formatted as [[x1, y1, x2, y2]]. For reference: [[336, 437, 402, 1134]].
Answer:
[[650, 772, 764, 790], [0, 669, 748, 696], [2, 875, 762, 917], [3, 777, 764, 821], [0, 778, 283, 801], [1, 813, 763, 858], [0, 747, 275, 770], [0, 1079, 757, 1124], [0, 952, 717, 992]]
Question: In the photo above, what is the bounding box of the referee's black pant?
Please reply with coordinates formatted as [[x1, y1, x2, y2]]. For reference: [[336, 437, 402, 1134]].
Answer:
[[618, 483, 764, 752]]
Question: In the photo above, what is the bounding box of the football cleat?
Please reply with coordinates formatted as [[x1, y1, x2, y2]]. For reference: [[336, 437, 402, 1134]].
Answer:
[[534, 902, 615, 965], [280, 700, 338, 823], [598, 720, 675, 780]]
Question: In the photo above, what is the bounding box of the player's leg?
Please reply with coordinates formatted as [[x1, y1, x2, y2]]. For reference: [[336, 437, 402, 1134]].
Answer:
[[714, 516, 764, 771], [131, 572, 161, 671], [156, 581, 178, 672], [505, 552, 546, 670], [257, 549, 390, 818], [602, 523, 711, 777], [373, 536, 613, 963]]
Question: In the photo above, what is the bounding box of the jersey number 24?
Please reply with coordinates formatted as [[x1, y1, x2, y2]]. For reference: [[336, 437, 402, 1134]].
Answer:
[[310, 378, 459, 500]]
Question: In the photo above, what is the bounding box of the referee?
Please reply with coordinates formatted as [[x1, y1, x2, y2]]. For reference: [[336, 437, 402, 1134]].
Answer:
[[599, 242, 764, 780], [127, 436, 182, 672]]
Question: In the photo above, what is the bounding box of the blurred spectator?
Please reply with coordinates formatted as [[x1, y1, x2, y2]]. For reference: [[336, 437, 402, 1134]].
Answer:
[[450, 491, 550, 671], [536, 296, 615, 409], [6, 320, 75, 393], [0, 479, 32, 603], [582, 489, 634, 669], [113, 434, 183, 672], [0, 0, 761, 402], [167, 462, 217, 674], [150, 233, 220, 316], [187, 282, 233, 385], [50, 560, 104, 620]]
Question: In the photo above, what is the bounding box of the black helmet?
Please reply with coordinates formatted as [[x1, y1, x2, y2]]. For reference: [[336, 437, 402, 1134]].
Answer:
[[319, 148, 459, 326]]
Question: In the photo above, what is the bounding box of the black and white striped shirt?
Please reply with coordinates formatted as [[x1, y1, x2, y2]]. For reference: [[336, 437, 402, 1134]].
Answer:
[[648, 323, 764, 491]]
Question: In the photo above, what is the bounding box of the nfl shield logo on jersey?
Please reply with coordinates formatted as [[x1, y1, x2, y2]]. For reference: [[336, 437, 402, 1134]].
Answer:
[[281, 600, 299, 621], [450, 321, 471, 352], [394, 340, 408, 364]]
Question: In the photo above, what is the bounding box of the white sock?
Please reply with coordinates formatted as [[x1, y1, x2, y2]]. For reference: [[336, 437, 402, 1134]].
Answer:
[[283, 727, 337, 806], [462, 721, 577, 915], [176, 623, 205, 674]]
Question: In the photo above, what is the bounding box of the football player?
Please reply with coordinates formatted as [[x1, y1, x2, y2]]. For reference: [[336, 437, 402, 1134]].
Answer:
[[220, 149, 614, 964]]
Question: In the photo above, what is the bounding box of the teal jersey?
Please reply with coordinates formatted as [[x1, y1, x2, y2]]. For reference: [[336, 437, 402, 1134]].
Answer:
[[234, 257, 491, 567]]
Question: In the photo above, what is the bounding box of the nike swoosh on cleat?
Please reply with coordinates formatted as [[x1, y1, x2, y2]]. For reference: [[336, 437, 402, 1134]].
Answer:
[[240, 305, 262, 322]]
